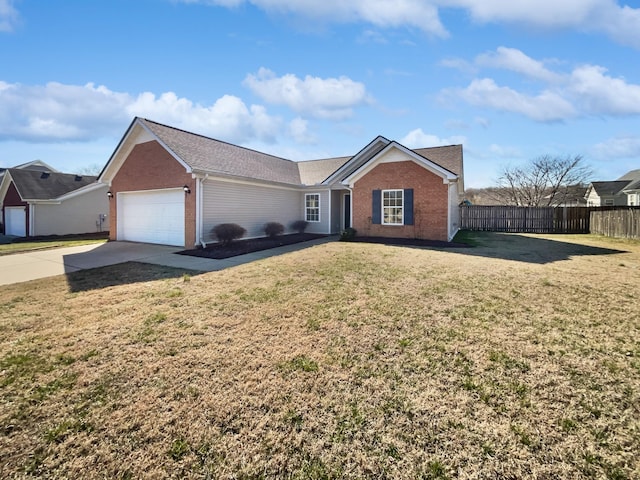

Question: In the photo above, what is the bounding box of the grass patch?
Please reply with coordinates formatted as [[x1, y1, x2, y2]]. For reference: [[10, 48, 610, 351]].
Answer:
[[0, 234, 638, 478], [0, 237, 107, 256]]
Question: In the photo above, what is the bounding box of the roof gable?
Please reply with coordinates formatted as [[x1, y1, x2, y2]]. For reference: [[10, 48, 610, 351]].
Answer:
[[341, 141, 460, 187], [101, 118, 301, 186], [322, 136, 391, 185]]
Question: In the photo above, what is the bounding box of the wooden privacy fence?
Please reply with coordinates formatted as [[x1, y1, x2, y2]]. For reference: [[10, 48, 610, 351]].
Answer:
[[590, 208, 640, 239], [459, 206, 592, 233]]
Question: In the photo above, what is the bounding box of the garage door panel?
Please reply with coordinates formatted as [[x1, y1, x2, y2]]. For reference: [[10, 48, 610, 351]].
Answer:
[[118, 190, 184, 246]]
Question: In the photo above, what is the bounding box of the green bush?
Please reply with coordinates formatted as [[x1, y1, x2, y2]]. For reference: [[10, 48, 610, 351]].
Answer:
[[264, 222, 284, 238], [340, 227, 357, 241], [212, 223, 246, 246], [291, 220, 309, 234]]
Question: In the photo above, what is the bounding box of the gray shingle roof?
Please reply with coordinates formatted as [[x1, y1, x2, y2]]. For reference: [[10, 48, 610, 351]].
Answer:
[[136, 119, 463, 188], [413, 145, 463, 176], [617, 169, 640, 182], [140, 119, 301, 185], [297, 156, 351, 185], [590, 181, 631, 196], [8, 169, 97, 200]]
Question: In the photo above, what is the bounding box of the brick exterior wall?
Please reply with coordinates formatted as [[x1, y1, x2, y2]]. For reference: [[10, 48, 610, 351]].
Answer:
[[109, 141, 196, 248], [352, 161, 449, 241]]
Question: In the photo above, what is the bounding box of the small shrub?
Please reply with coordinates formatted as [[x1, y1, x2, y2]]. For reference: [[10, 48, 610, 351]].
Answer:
[[264, 221, 284, 238], [291, 220, 309, 234], [340, 227, 357, 241], [212, 223, 246, 246]]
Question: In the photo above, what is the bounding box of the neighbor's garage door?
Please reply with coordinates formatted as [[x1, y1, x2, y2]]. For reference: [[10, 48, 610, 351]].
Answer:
[[117, 189, 185, 246], [4, 206, 27, 237]]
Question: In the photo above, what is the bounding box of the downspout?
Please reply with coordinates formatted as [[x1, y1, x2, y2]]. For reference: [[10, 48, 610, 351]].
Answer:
[[326, 188, 332, 234], [198, 174, 208, 248], [346, 186, 353, 231]]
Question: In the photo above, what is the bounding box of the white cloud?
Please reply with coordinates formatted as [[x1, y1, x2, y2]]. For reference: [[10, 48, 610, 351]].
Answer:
[[181, 0, 640, 48], [439, 57, 477, 75], [445, 0, 640, 48], [569, 65, 640, 116], [0, 81, 281, 144], [288, 117, 317, 144], [401, 128, 466, 148], [448, 78, 577, 122], [0, 0, 18, 32], [182, 0, 448, 36], [592, 135, 640, 160], [489, 144, 523, 159], [243, 68, 370, 119], [443, 47, 640, 121], [475, 47, 563, 83]]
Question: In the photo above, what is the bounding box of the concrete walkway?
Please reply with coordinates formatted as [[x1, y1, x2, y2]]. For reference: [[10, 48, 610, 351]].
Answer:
[[0, 237, 334, 286]]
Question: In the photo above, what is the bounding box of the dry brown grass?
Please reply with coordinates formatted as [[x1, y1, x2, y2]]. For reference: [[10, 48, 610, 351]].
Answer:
[[1, 233, 639, 479]]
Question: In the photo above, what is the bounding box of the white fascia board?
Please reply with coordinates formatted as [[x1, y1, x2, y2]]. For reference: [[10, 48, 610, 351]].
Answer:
[[322, 135, 390, 185], [0, 171, 14, 202], [342, 141, 458, 187]]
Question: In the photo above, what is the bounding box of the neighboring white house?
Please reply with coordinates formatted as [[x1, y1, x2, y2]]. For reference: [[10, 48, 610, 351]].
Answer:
[[585, 169, 640, 206], [0, 168, 109, 237]]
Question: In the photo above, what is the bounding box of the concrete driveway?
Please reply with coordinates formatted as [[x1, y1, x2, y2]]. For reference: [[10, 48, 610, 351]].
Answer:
[[0, 241, 214, 286], [0, 237, 334, 286]]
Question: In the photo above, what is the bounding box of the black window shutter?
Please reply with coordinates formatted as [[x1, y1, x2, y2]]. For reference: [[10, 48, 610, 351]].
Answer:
[[404, 188, 414, 225], [372, 189, 381, 224]]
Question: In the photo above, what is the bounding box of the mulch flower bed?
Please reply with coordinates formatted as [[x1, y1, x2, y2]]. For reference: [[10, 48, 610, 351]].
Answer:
[[176, 233, 328, 259], [177, 233, 470, 260]]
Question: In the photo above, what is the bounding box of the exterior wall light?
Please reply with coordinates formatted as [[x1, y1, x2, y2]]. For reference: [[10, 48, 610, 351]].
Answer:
[[183, 185, 191, 194], [107, 191, 114, 198]]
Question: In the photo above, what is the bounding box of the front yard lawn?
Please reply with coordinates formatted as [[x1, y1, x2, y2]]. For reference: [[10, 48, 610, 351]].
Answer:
[[0, 233, 107, 256], [0, 233, 638, 478]]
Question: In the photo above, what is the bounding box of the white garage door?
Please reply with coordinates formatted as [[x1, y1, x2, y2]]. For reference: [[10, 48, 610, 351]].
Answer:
[[118, 189, 185, 246], [5, 206, 27, 237]]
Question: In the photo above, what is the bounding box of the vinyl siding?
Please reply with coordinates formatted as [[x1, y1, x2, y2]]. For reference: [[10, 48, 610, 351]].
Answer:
[[448, 182, 460, 241], [303, 189, 331, 234], [32, 185, 110, 236], [202, 178, 302, 242]]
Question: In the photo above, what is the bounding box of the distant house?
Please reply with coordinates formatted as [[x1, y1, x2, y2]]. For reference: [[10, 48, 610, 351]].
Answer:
[[0, 160, 58, 182], [585, 169, 640, 206], [98, 117, 465, 248], [0, 167, 109, 237]]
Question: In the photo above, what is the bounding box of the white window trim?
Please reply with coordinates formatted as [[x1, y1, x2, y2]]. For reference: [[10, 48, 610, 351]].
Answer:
[[305, 193, 321, 223], [382, 189, 404, 226]]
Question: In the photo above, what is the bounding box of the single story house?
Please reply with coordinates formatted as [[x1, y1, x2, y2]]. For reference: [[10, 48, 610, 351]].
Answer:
[[585, 169, 640, 206], [98, 117, 464, 248], [0, 168, 109, 237]]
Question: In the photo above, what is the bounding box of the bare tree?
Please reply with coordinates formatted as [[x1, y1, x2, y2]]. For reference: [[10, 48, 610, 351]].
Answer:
[[76, 163, 103, 176], [495, 155, 592, 206]]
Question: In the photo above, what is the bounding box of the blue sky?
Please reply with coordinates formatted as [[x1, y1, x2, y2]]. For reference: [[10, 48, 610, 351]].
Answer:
[[1, 0, 639, 187]]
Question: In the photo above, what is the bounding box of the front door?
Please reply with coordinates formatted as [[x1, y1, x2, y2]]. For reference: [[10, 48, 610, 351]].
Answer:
[[343, 194, 351, 229]]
